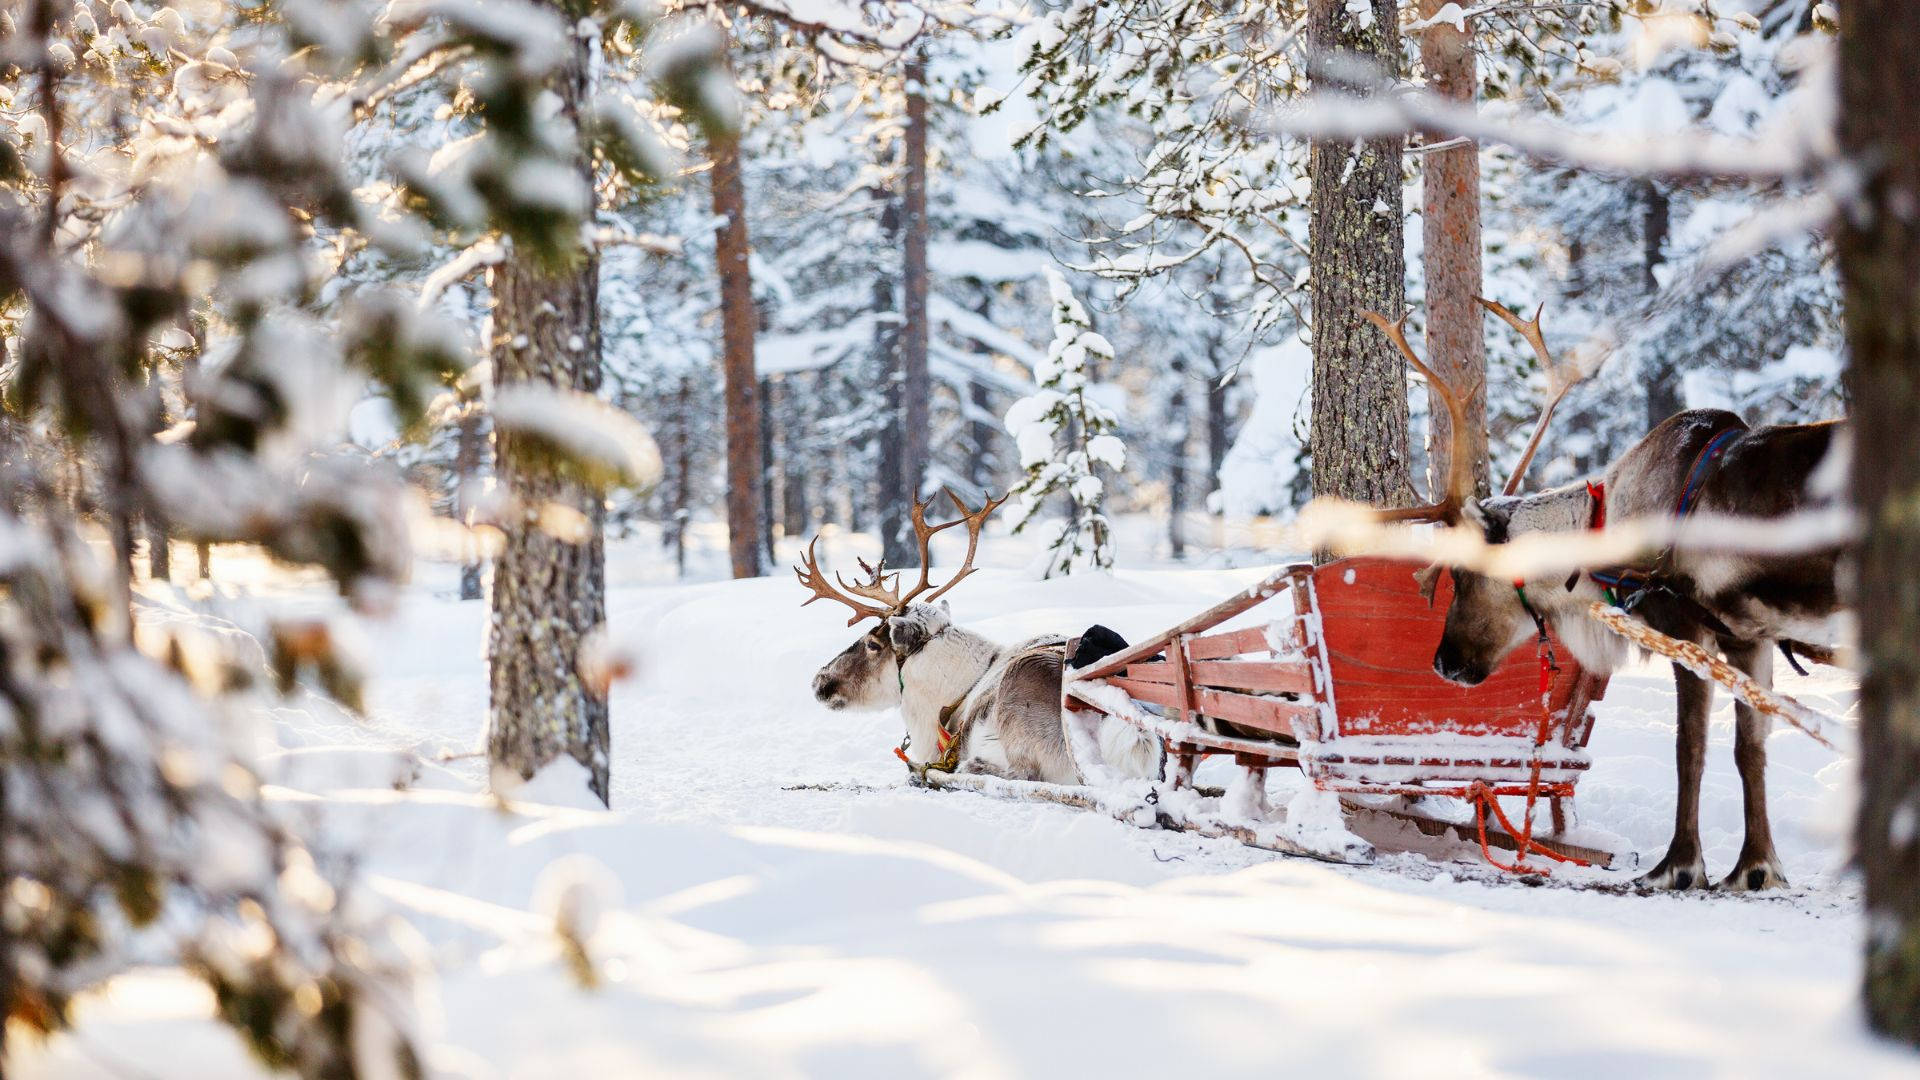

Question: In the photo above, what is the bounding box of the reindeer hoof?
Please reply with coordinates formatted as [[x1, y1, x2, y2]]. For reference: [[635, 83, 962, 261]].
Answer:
[[1638, 853, 1709, 891], [1718, 859, 1789, 892]]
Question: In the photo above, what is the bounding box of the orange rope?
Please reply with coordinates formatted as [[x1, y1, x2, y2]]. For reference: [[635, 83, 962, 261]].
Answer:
[[1466, 643, 1591, 874]]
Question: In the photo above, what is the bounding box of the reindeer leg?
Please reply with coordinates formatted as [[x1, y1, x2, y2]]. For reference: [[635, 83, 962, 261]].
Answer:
[[1719, 640, 1788, 891], [1640, 662, 1711, 890]]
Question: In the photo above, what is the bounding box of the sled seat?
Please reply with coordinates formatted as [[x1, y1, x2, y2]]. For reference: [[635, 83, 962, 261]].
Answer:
[[1296, 556, 1606, 795]]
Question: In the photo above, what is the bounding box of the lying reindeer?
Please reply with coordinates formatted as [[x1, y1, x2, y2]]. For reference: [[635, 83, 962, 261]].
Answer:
[[799, 490, 1161, 785], [1364, 302, 1845, 891]]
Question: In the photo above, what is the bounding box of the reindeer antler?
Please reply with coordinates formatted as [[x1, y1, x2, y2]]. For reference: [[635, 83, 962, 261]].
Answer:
[[1360, 309, 1480, 524], [795, 538, 898, 626], [900, 487, 1006, 607], [1477, 297, 1589, 496], [792, 488, 1005, 625]]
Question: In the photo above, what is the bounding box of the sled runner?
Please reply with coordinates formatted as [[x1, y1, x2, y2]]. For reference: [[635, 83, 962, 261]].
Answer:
[[1059, 554, 1618, 871]]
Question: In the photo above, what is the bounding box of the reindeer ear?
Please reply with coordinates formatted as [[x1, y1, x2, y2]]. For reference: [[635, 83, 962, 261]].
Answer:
[[1414, 564, 1444, 607], [886, 614, 929, 655]]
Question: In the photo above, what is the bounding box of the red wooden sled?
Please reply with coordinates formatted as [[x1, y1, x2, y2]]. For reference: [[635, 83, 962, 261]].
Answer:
[[1065, 555, 1616, 870]]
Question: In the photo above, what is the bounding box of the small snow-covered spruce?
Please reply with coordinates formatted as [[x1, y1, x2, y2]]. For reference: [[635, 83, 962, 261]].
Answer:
[[1004, 268, 1125, 577]]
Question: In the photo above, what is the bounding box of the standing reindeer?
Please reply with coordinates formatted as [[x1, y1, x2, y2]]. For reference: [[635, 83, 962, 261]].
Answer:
[[1364, 302, 1845, 891], [799, 489, 1161, 785]]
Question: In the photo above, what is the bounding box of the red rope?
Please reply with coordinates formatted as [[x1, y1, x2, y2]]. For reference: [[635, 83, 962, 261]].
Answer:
[[1466, 644, 1591, 874]]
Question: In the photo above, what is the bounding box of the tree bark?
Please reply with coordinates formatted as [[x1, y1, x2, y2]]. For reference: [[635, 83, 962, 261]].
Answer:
[[1640, 181, 1683, 428], [1307, 0, 1414, 513], [779, 376, 809, 538], [1840, 0, 1920, 1046], [874, 184, 908, 565], [1417, 0, 1488, 499], [891, 48, 933, 563], [1206, 351, 1229, 496], [486, 14, 609, 804], [1169, 354, 1190, 560], [711, 128, 766, 579], [454, 405, 484, 601], [672, 375, 693, 576], [759, 373, 777, 558], [145, 517, 170, 582]]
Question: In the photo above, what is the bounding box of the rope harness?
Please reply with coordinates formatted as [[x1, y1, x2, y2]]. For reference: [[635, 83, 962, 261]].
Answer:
[[1468, 585, 1590, 874], [890, 631, 968, 779]]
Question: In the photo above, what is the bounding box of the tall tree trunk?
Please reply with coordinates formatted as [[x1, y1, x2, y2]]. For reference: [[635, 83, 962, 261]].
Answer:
[[874, 185, 908, 564], [759, 373, 777, 559], [779, 376, 809, 537], [1640, 180, 1683, 428], [1206, 353, 1229, 496], [1307, 0, 1413, 513], [454, 405, 485, 601], [486, 19, 609, 804], [896, 46, 932, 550], [712, 129, 765, 579], [670, 374, 692, 577], [1841, 0, 1920, 1046], [1168, 355, 1190, 560], [1417, 0, 1488, 499], [968, 380, 993, 490], [145, 520, 170, 581]]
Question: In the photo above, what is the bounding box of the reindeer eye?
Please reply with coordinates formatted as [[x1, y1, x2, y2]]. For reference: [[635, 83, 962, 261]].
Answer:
[[866, 639, 881, 653]]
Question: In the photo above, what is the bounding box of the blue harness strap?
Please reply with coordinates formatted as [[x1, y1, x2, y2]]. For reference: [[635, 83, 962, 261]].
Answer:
[[1587, 424, 1741, 609], [1676, 427, 1742, 517]]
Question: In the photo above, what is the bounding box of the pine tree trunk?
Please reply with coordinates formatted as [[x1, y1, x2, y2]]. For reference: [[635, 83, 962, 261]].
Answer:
[[1417, 0, 1488, 499], [486, 18, 609, 804], [1206, 357, 1229, 496], [897, 47, 932, 547], [874, 185, 909, 565], [671, 374, 692, 577], [968, 379, 993, 490], [1307, 0, 1413, 513], [1640, 181, 1682, 429], [759, 373, 776, 559], [455, 406, 485, 601], [1840, 0, 1920, 1046], [146, 518, 170, 582], [779, 376, 809, 537], [711, 129, 766, 579], [1169, 355, 1190, 560]]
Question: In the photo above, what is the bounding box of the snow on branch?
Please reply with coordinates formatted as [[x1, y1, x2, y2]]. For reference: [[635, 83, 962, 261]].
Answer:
[[1270, 59, 1836, 185], [492, 384, 665, 493]]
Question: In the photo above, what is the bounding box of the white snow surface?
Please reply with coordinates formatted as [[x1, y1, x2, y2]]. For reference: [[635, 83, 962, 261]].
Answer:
[[17, 529, 1912, 1079]]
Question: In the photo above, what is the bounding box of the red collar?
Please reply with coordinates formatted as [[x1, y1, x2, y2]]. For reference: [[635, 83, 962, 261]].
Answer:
[[1585, 480, 1606, 531]]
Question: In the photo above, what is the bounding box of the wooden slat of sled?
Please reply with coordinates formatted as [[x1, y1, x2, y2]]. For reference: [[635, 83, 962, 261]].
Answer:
[[1122, 659, 1312, 695], [1105, 677, 1311, 740], [1186, 626, 1272, 660], [1190, 660, 1313, 695]]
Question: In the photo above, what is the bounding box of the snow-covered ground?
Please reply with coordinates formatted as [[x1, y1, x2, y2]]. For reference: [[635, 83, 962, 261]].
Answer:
[[15, 525, 1915, 1079]]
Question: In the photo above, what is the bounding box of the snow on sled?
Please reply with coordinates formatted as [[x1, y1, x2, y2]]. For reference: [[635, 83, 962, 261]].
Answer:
[[1042, 554, 1618, 872]]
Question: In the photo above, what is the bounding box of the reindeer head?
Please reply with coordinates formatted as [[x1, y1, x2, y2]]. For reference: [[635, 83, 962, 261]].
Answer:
[[1362, 300, 1591, 686], [797, 488, 1002, 712], [1430, 501, 1542, 685]]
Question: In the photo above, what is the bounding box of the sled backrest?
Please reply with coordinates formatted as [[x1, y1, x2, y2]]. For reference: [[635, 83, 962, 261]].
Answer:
[[1307, 556, 1604, 744]]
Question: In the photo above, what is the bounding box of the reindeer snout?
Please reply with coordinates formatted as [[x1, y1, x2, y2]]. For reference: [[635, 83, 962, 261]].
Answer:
[[1432, 640, 1489, 687], [813, 672, 844, 707]]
